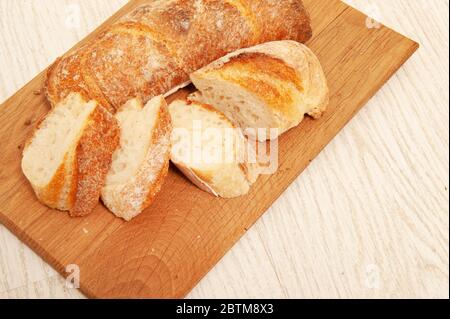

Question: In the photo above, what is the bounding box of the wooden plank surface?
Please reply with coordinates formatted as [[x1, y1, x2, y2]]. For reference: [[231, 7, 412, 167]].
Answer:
[[2, 0, 446, 300]]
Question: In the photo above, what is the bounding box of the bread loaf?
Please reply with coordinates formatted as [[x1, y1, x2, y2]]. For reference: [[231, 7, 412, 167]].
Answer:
[[101, 96, 171, 221], [189, 40, 329, 142], [45, 0, 312, 112], [21, 93, 120, 216], [169, 99, 259, 198]]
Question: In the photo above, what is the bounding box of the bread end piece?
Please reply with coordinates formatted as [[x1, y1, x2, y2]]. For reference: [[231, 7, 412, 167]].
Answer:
[[101, 96, 172, 221], [190, 40, 329, 142]]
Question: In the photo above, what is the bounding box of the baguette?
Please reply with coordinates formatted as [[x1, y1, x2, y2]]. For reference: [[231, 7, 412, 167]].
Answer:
[[169, 99, 259, 198], [45, 0, 312, 112], [101, 96, 171, 221], [21, 93, 120, 216], [189, 41, 329, 142]]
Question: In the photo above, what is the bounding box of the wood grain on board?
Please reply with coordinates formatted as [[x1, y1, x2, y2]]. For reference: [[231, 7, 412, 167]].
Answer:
[[0, 0, 418, 298]]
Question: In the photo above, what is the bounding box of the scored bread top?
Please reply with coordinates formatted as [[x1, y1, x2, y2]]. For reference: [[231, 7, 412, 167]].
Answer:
[[198, 52, 305, 119], [45, 0, 312, 112], [46, 48, 116, 113], [189, 40, 329, 142], [244, 0, 312, 42], [125, 0, 253, 75], [85, 26, 188, 109], [192, 40, 329, 120]]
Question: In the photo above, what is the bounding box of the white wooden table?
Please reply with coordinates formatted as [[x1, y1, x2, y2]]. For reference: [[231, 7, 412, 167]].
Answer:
[[0, 0, 448, 299]]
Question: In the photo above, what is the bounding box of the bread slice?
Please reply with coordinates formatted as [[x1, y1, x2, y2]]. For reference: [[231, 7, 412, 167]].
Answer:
[[190, 40, 329, 142], [101, 96, 171, 221], [168, 99, 259, 198], [21, 92, 120, 217]]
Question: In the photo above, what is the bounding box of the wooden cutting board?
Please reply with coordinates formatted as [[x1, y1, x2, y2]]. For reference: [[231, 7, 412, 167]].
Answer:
[[0, 0, 418, 298]]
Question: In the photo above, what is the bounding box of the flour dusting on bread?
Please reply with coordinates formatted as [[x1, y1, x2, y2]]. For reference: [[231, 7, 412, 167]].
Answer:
[[101, 96, 171, 221]]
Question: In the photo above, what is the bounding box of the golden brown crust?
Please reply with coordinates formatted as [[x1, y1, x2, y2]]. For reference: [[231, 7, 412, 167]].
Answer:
[[85, 29, 187, 110], [223, 53, 304, 92], [45, 49, 116, 113], [224, 0, 261, 41], [45, 54, 90, 105], [141, 102, 172, 210], [64, 152, 78, 211], [119, 0, 253, 76], [204, 52, 304, 118], [124, 1, 194, 48], [183, 0, 255, 73], [45, 0, 312, 113], [79, 53, 116, 113], [70, 105, 120, 217], [245, 0, 312, 43]]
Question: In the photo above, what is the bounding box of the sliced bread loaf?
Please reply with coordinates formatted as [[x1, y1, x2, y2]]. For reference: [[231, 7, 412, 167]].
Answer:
[[190, 40, 329, 141], [101, 96, 171, 221], [21, 92, 120, 216], [168, 99, 259, 198]]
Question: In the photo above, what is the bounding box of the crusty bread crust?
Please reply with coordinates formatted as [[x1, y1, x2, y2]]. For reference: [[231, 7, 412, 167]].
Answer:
[[133, 101, 172, 218], [45, 50, 116, 114], [245, 0, 312, 43], [45, 0, 312, 112], [71, 106, 120, 216], [101, 97, 172, 221]]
